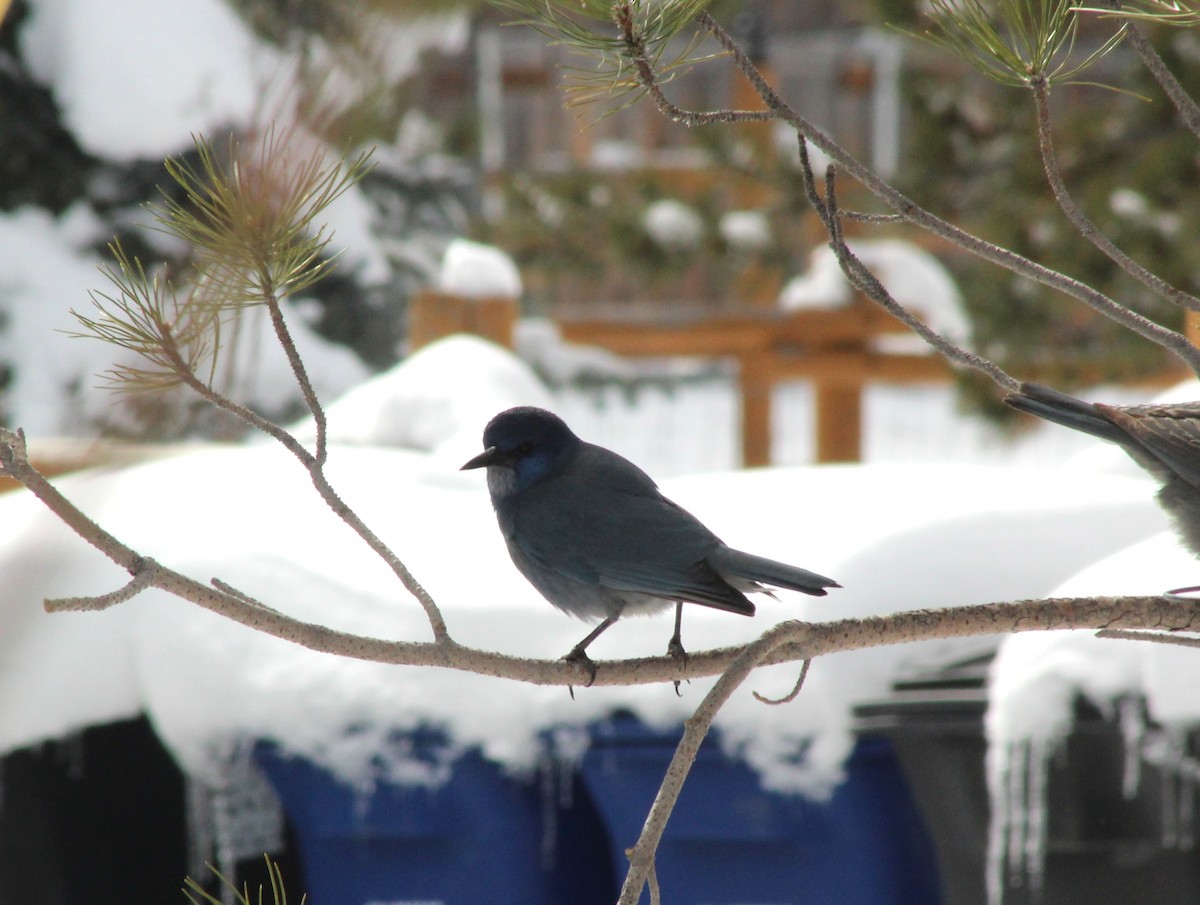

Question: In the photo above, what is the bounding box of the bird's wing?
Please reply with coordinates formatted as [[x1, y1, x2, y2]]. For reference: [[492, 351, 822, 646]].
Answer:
[[1101, 404, 1200, 489], [511, 444, 754, 614]]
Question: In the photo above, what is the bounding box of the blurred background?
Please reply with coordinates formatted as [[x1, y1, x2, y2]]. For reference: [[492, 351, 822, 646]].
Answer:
[[4, 2, 1200, 904], [3, 0, 1197, 468]]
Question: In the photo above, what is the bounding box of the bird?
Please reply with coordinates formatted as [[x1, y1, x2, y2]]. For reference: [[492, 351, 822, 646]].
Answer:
[[461, 406, 840, 684], [1005, 381, 1200, 556]]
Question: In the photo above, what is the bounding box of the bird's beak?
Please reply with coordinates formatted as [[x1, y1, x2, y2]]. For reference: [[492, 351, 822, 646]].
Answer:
[[461, 446, 504, 470]]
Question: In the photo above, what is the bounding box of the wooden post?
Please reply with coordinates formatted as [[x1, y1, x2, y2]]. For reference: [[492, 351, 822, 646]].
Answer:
[[739, 354, 774, 467], [814, 381, 863, 463], [408, 290, 518, 351], [1188, 310, 1200, 349]]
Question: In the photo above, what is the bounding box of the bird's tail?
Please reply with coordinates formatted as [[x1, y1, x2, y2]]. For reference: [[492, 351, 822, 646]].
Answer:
[[712, 547, 840, 597], [1004, 382, 1128, 444]]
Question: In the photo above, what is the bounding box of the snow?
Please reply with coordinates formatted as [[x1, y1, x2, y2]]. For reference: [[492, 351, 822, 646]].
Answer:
[[513, 318, 636, 385], [436, 238, 523, 298], [0, 205, 116, 434], [16, 0, 468, 166], [3, 0, 1198, 814], [643, 199, 705, 250], [0, 335, 1181, 803], [0, 204, 371, 433], [19, 0, 274, 161], [719, 210, 772, 251], [779, 239, 971, 351], [290, 333, 554, 467]]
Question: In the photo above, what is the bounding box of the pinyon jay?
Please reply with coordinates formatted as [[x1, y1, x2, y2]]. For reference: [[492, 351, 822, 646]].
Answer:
[[462, 406, 840, 683]]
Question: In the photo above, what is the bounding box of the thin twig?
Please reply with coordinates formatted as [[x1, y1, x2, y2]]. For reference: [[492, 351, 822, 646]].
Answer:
[[1116, 5, 1200, 139], [1031, 76, 1200, 313], [618, 620, 809, 904], [647, 863, 661, 905], [800, 142, 1020, 390], [306, 466, 451, 641], [840, 210, 908, 224], [211, 577, 283, 615], [263, 290, 329, 467], [167, 334, 450, 641], [47, 560, 155, 612], [614, 4, 773, 128], [753, 658, 811, 705], [1096, 628, 1200, 648]]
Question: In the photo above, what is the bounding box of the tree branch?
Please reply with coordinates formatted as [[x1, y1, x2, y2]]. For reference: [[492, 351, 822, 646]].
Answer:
[[165, 329, 450, 642], [685, 10, 1200, 378], [613, 3, 774, 127], [1031, 76, 1200, 313], [799, 142, 1020, 390], [5, 425, 1197, 686], [1118, 7, 1200, 140], [1096, 627, 1200, 647], [262, 288, 329, 467], [619, 620, 809, 903]]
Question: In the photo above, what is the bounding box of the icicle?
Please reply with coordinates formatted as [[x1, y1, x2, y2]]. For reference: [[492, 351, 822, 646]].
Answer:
[[1118, 697, 1145, 800], [1023, 738, 1051, 900], [184, 779, 216, 881], [1005, 740, 1028, 890], [1158, 731, 1184, 849], [986, 737, 1056, 905], [1179, 757, 1195, 852], [538, 726, 591, 871], [538, 744, 559, 871], [58, 731, 86, 781], [985, 740, 1013, 905], [183, 743, 286, 905]]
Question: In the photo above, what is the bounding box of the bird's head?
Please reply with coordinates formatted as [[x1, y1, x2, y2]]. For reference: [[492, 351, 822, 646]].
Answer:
[[461, 406, 580, 493]]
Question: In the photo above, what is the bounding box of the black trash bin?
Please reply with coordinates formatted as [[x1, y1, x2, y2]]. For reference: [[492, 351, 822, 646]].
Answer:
[[855, 651, 1200, 905]]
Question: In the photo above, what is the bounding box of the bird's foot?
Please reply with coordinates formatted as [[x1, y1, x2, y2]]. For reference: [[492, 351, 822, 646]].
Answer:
[[1166, 584, 1200, 600], [563, 645, 599, 698], [666, 636, 689, 697]]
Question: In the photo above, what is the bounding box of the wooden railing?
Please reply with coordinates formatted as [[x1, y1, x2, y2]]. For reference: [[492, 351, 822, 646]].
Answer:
[[556, 301, 949, 465], [410, 289, 951, 466]]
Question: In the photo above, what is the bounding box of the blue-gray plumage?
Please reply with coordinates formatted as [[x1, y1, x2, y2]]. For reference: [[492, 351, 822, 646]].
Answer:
[[461, 406, 840, 681], [1006, 381, 1200, 557]]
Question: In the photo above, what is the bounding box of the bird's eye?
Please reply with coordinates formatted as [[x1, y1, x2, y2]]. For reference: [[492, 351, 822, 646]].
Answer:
[[515, 442, 534, 456]]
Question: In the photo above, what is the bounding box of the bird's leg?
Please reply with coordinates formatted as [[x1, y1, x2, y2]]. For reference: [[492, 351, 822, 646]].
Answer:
[[667, 602, 688, 696], [667, 602, 687, 661], [563, 615, 618, 690]]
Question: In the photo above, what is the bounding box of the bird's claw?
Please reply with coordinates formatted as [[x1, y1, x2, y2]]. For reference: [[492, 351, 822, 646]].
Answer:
[[563, 646, 598, 695], [666, 636, 689, 696]]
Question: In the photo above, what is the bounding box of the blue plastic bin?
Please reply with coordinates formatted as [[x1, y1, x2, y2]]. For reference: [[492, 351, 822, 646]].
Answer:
[[254, 735, 614, 905], [577, 713, 942, 905]]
